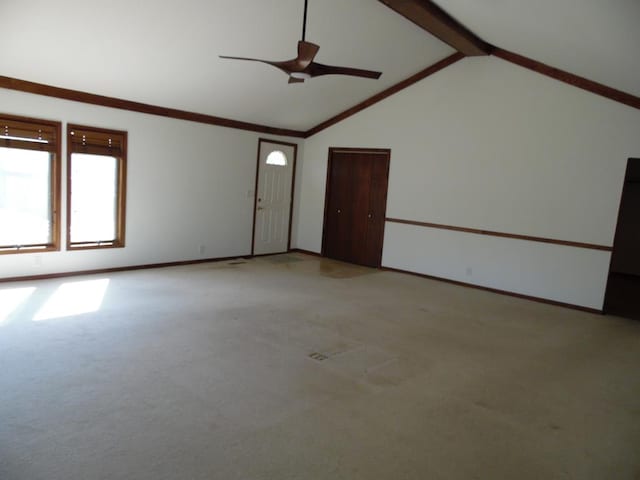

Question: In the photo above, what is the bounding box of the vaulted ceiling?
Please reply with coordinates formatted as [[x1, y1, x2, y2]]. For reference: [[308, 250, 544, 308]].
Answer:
[[434, 0, 640, 97], [1, 0, 639, 132], [0, 0, 452, 131]]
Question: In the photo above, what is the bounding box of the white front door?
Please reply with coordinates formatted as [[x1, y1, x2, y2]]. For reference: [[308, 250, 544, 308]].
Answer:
[[253, 140, 296, 255]]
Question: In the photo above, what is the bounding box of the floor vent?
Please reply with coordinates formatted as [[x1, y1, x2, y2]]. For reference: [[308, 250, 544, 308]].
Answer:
[[308, 352, 328, 362]]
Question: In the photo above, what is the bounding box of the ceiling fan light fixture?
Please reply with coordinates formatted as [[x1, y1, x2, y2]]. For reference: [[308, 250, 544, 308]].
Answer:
[[290, 72, 311, 80]]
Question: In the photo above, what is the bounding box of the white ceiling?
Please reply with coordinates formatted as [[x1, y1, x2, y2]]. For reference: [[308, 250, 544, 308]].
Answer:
[[2, 1, 638, 132], [435, 0, 640, 98], [0, 0, 453, 131]]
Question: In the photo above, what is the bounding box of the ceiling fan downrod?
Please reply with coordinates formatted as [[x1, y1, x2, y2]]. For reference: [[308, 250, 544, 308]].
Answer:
[[302, 0, 309, 41]]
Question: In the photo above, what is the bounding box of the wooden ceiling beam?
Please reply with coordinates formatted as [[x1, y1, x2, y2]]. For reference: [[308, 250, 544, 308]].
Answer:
[[378, 0, 492, 56]]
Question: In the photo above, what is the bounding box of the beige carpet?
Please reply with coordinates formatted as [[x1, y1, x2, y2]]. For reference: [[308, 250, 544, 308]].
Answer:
[[1, 254, 639, 479]]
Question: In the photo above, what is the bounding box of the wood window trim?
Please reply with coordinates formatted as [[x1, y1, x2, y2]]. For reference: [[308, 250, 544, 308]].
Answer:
[[0, 113, 61, 255], [66, 124, 127, 251]]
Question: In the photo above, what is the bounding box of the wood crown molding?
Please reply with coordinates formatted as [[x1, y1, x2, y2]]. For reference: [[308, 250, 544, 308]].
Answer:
[[305, 52, 464, 137], [1, 54, 464, 141], [377, 0, 492, 56], [4, 48, 638, 142], [304, 47, 640, 137], [386, 217, 612, 252], [493, 48, 640, 111], [0, 75, 306, 138]]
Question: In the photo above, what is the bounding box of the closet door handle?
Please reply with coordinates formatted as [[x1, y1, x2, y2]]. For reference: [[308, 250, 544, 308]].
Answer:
[[368, 213, 373, 219]]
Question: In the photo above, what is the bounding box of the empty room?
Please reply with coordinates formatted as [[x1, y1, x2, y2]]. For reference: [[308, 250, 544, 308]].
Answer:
[[1, 0, 640, 478]]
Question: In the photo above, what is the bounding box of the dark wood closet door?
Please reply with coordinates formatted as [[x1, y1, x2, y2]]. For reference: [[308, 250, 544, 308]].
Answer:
[[362, 155, 390, 267], [324, 152, 354, 262], [323, 149, 390, 268], [348, 154, 374, 265]]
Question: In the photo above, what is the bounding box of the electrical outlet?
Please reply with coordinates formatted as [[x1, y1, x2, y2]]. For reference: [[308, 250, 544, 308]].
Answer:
[[466, 267, 472, 276], [198, 245, 205, 255], [34, 255, 42, 266]]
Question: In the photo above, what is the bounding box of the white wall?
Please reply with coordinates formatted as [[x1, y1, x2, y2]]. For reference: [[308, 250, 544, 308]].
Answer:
[[4, 56, 639, 310], [294, 56, 640, 310], [0, 89, 301, 279]]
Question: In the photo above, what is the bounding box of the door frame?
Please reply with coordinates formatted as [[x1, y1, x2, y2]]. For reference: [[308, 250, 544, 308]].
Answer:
[[321, 147, 391, 267], [251, 138, 298, 256]]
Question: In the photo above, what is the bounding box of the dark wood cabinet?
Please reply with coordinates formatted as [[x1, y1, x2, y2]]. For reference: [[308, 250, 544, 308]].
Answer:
[[323, 148, 390, 267]]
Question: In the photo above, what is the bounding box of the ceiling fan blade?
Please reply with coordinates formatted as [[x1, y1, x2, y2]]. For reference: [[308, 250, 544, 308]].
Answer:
[[220, 55, 296, 76], [219, 55, 278, 65], [288, 76, 305, 84], [308, 62, 382, 79]]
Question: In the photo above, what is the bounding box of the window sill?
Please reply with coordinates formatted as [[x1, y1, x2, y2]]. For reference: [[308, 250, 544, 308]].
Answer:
[[0, 245, 60, 255], [67, 242, 125, 251]]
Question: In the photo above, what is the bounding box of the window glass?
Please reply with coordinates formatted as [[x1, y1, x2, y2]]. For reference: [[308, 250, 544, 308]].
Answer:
[[266, 150, 287, 166], [1, 114, 60, 254], [0, 147, 52, 247], [69, 153, 118, 244]]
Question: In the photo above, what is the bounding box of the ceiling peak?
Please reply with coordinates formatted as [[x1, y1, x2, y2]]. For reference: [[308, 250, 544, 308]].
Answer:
[[378, 0, 492, 56]]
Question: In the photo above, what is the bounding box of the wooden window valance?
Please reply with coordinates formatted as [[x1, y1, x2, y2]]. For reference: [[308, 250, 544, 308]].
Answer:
[[0, 115, 58, 152], [68, 125, 126, 157]]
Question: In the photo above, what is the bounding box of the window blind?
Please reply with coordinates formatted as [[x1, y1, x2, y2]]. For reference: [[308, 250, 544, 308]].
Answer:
[[68, 125, 126, 157], [1, 115, 58, 152]]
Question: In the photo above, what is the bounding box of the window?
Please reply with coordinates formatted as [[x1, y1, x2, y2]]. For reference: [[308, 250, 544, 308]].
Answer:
[[0, 114, 61, 254], [266, 150, 287, 166], [67, 125, 127, 250]]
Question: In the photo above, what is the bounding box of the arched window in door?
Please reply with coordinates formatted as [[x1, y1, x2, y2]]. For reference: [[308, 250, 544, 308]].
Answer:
[[266, 150, 287, 166]]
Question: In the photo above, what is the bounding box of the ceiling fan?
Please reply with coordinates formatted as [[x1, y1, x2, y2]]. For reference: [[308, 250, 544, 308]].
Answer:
[[220, 0, 382, 84]]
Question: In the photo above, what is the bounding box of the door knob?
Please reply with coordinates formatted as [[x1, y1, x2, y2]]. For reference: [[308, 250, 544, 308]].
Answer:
[[368, 213, 372, 218], [337, 209, 341, 213]]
